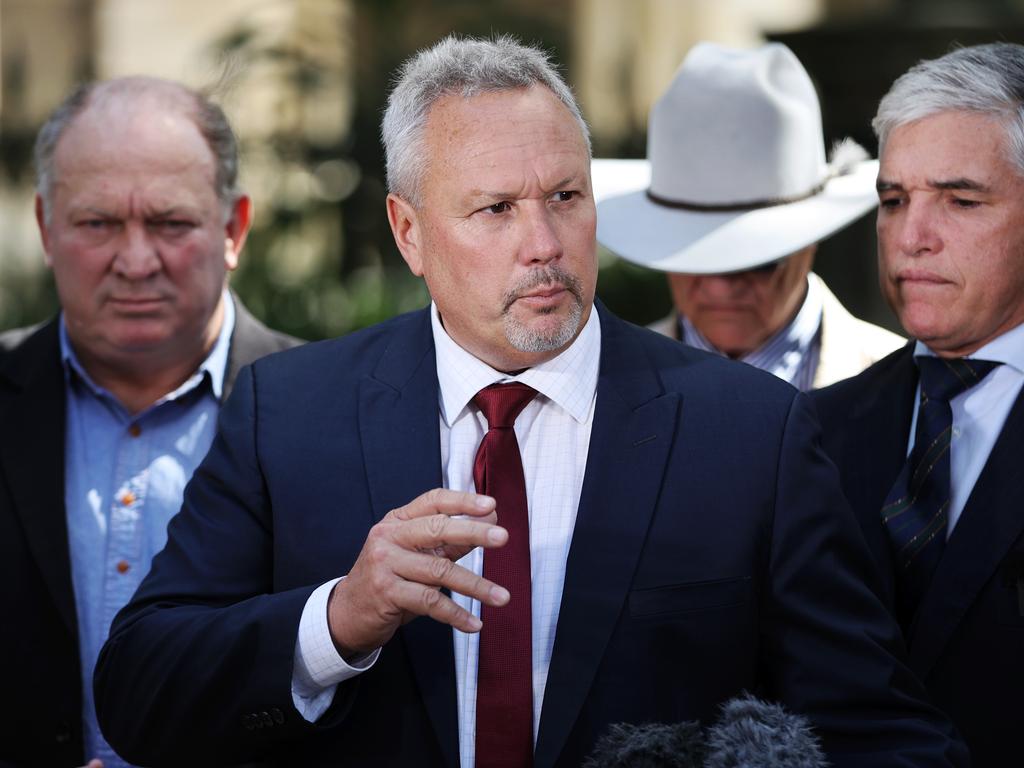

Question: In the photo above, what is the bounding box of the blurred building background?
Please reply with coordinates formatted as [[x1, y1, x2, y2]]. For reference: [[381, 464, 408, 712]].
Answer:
[[2, 0, 1023, 337]]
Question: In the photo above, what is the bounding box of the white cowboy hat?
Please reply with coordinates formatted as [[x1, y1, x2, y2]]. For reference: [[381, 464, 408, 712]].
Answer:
[[594, 41, 878, 275]]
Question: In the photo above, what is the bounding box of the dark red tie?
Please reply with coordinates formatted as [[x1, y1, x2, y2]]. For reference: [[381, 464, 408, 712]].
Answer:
[[473, 382, 537, 768]]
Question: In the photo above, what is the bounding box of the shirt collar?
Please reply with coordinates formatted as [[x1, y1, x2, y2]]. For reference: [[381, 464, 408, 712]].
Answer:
[[60, 288, 236, 403], [915, 318, 1024, 375], [431, 301, 601, 428]]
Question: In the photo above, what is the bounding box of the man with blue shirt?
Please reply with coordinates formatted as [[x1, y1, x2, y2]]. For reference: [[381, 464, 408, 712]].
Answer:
[[812, 43, 1024, 767], [0, 76, 298, 767]]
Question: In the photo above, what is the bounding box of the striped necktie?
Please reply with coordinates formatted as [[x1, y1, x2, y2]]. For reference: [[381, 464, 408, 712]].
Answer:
[[882, 355, 1001, 628]]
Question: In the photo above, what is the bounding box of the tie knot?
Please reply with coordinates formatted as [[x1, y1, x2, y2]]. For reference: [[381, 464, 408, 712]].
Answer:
[[915, 356, 1001, 405], [473, 382, 537, 429]]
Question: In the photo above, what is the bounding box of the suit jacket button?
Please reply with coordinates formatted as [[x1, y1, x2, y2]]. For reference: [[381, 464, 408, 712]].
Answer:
[[271, 707, 284, 724], [242, 714, 255, 731], [260, 711, 274, 727], [55, 721, 72, 744]]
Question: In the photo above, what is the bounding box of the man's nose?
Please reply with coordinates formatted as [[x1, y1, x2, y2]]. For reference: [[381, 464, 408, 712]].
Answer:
[[696, 273, 746, 299], [519, 204, 563, 265], [112, 222, 161, 279], [896, 200, 942, 257]]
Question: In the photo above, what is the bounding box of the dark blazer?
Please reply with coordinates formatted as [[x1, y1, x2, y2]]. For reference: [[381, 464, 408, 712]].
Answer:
[[0, 298, 299, 768], [95, 306, 966, 768], [812, 343, 1024, 768]]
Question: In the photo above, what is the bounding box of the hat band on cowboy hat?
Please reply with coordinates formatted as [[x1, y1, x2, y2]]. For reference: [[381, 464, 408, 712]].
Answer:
[[593, 41, 879, 275], [645, 178, 827, 213]]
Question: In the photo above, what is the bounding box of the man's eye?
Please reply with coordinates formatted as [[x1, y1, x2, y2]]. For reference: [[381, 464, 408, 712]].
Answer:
[[484, 202, 511, 214], [151, 220, 194, 234], [78, 219, 113, 230], [552, 190, 576, 202], [878, 197, 903, 210], [951, 198, 980, 209]]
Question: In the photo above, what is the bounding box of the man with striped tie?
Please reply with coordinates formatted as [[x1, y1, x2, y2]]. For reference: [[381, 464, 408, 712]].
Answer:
[[812, 42, 1024, 768]]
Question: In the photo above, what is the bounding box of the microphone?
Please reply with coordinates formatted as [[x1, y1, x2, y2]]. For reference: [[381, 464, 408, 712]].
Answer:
[[582, 720, 706, 768], [704, 694, 827, 768], [584, 694, 827, 768]]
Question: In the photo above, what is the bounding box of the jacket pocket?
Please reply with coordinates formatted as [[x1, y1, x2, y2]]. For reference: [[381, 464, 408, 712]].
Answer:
[[628, 576, 752, 618]]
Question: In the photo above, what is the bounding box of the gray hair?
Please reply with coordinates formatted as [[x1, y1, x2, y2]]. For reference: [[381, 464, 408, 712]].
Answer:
[[873, 42, 1024, 174], [381, 34, 591, 207], [34, 76, 241, 221]]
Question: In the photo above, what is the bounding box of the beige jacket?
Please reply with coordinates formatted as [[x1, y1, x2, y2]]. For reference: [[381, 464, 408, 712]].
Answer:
[[649, 273, 905, 390]]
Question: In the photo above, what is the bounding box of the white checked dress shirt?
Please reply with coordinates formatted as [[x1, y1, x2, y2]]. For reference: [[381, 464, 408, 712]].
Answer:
[[293, 303, 601, 768], [908, 321, 1024, 537]]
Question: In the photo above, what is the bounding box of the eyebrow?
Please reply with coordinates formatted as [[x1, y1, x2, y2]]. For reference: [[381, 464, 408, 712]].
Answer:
[[876, 177, 992, 193], [931, 178, 992, 193], [470, 176, 579, 200]]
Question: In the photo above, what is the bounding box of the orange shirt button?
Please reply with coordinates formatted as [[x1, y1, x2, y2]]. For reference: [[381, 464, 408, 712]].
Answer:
[[116, 560, 130, 574], [120, 491, 135, 506], [128, 424, 142, 437]]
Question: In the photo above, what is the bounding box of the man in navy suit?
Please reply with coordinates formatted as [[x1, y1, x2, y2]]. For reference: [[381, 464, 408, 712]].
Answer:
[[96, 36, 965, 768], [812, 43, 1024, 768]]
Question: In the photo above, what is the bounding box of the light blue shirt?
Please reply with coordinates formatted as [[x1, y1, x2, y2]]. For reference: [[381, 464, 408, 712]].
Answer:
[[61, 293, 234, 767], [680, 273, 823, 391], [910, 321, 1024, 537]]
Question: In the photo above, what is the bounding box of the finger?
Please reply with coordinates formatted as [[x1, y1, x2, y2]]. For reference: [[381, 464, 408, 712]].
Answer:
[[396, 551, 511, 607], [392, 513, 508, 554], [390, 487, 496, 522], [391, 580, 489, 633]]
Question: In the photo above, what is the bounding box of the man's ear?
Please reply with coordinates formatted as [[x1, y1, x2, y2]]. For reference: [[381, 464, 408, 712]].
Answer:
[[387, 193, 424, 276], [35, 195, 54, 268], [224, 195, 253, 272]]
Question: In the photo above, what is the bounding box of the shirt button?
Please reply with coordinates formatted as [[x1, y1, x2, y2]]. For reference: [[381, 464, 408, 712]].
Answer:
[[128, 424, 142, 437], [116, 560, 130, 574], [121, 491, 135, 506]]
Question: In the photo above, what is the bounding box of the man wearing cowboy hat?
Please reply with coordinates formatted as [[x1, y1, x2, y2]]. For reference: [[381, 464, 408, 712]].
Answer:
[[595, 42, 902, 390]]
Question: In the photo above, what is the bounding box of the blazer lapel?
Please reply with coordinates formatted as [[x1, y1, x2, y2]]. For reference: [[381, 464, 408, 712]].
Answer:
[[840, 346, 917, 604], [357, 310, 459, 768], [909, 387, 1024, 678], [0, 321, 77, 635], [222, 293, 297, 399], [534, 309, 679, 768]]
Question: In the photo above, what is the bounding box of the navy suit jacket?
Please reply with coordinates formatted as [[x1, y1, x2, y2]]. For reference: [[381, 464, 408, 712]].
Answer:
[[0, 299, 299, 768], [95, 306, 965, 767], [812, 344, 1024, 768]]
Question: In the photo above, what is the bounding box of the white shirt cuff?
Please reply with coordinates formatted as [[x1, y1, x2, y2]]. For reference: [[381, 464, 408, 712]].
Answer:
[[291, 577, 381, 721]]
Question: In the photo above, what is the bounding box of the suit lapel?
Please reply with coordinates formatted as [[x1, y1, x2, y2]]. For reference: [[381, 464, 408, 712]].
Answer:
[[222, 293, 295, 399], [535, 310, 679, 768], [909, 387, 1024, 678], [0, 321, 77, 634], [357, 310, 459, 768], [841, 346, 917, 604], [814, 278, 864, 389]]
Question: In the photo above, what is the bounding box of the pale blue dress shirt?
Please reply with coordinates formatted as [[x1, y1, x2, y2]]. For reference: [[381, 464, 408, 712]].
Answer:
[[62, 294, 234, 767], [909, 321, 1024, 537]]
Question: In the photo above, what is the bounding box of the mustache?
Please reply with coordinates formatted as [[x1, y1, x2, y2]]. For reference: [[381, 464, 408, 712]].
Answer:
[[501, 266, 583, 313]]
